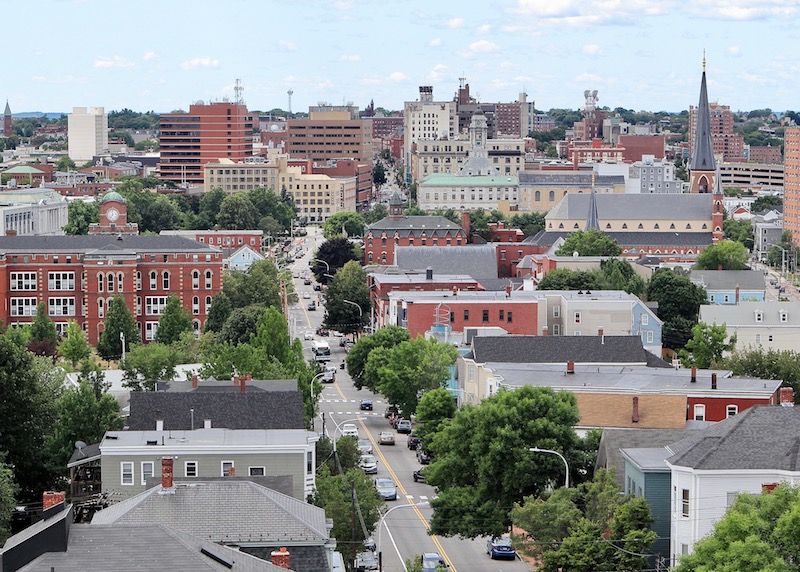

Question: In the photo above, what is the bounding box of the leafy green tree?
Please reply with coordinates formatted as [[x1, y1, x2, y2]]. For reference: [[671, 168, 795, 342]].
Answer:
[[217, 193, 258, 230], [414, 387, 456, 441], [323, 212, 366, 239], [222, 259, 282, 310], [97, 297, 140, 361], [248, 187, 294, 232], [723, 218, 754, 250], [695, 239, 749, 270], [0, 459, 17, 544], [362, 203, 388, 225], [63, 200, 100, 235], [536, 268, 604, 291], [155, 295, 192, 345], [118, 179, 182, 233], [511, 487, 583, 560], [508, 212, 546, 237], [679, 322, 737, 368], [346, 326, 410, 389], [122, 342, 178, 391], [676, 484, 800, 572], [727, 347, 800, 403], [250, 306, 292, 363], [315, 435, 361, 475], [312, 237, 359, 284], [323, 261, 370, 335], [78, 358, 109, 398], [55, 155, 77, 171], [364, 337, 458, 416], [427, 386, 581, 538], [751, 194, 783, 213], [218, 304, 267, 345], [373, 162, 387, 187], [555, 229, 622, 257], [27, 302, 59, 357], [204, 292, 232, 333], [645, 268, 707, 323], [58, 320, 91, 367], [197, 187, 227, 229]]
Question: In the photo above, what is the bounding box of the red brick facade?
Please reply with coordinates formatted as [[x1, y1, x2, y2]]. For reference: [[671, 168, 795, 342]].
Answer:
[[398, 297, 538, 338]]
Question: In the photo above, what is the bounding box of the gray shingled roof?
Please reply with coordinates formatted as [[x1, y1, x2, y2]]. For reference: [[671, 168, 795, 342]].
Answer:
[[690, 70, 717, 171], [92, 480, 330, 545], [471, 335, 671, 367], [701, 301, 800, 327], [667, 405, 800, 470], [18, 524, 287, 572], [395, 244, 498, 280], [689, 270, 766, 291], [547, 193, 712, 221], [367, 215, 464, 238], [519, 172, 625, 186], [0, 235, 219, 254], [156, 379, 298, 392], [524, 230, 714, 247], [126, 391, 305, 431]]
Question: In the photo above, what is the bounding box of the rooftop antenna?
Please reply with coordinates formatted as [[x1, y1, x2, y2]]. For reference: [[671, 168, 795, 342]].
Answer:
[[234, 78, 244, 105], [287, 89, 293, 116]]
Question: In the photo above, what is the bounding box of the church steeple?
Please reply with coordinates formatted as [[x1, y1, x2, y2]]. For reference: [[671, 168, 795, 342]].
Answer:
[[3, 100, 11, 137], [585, 171, 600, 231], [688, 54, 717, 193]]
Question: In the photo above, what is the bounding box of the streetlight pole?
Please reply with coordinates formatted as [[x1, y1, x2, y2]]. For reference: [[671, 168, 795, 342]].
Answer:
[[530, 447, 570, 489], [313, 258, 330, 274], [377, 501, 430, 572], [119, 331, 126, 364], [324, 414, 365, 454]]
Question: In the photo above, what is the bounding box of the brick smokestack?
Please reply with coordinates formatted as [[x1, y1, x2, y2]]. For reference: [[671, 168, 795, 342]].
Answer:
[[161, 457, 174, 490], [461, 211, 470, 240], [780, 387, 795, 407], [632, 396, 640, 423], [691, 367, 697, 383], [233, 374, 240, 386], [542, 326, 549, 336], [271, 547, 291, 569], [240, 375, 246, 393], [711, 373, 717, 390], [735, 285, 740, 304], [566, 360, 575, 374], [191, 374, 198, 388], [43, 491, 66, 510]]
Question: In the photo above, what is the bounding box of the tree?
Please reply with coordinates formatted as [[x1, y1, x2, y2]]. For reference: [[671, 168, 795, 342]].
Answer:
[[122, 342, 178, 391], [222, 259, 282, 310], [427, 386, 581, 538], [217, 193, 258, 230], [555, 229, 622, 257], [97, 297, 140, 361], [58, 320, 91, 367], [695, 240, 749, 270], [751, 194, 783, 214], [218, 304, 267, 345], [55, 155, 76, 171], [373, 162, 387, 187], [645, 268, 707, 323], [727, 347, 800, 403], [63, 200, 100, 235], [0, 459, 16, 545], [364, 337, 458, 416], [414, 388, 456, 441], [362, 203, 388, 225], [27, 302, 59, 357], [78, 358, 109, 398], [312, 238, 359, 284], [204, 292, 233, 333], [197, 187, 227, 229], [248, 187, 294, 233], [676, 484, 800, 572], [323, 212, 366, 239], [536, 268, 604, 291], [723, 218, 754, 250], [679, 322, 737, 368], [250, 306, 292, 364], [346, 326, 410, 389], [155, 295, 192, 345], [508, 212, 546, 237], [323, 261, 370, 335]]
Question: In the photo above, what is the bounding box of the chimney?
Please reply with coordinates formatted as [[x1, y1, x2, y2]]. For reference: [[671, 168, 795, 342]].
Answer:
[[161, 457, 174, 491], [43, 491, 66, 510], [191, 374, 198, 388], [156, 419, 164, 431], [542, 326, 549, 336], [566, 360, 575, 374], [6, 229, 16, 237], [240, 375, 246, 393], [461, 211, 470, 240], [780, 387, 795, 407], [233, 374, 240, 386], [246, 372, 252, 381], [632, 396, 640, 423], [735, 285, 740, 304], [227, 466, 235, 477], [271, 547, 291, 570], [505, 284, 512, 297], [691, 367, 697, 383], [711, 373, 717, 390], [598, 327, 604, 344], [426, 267, 433, 280]]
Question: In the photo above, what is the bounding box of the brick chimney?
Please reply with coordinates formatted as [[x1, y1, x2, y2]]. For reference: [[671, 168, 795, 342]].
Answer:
[[240, 375, 246, 393], [632, 396, 640, 423], [271, 547, 291, 569], [691, 367, 697, 383], [43, 491, 66, 510], [566, 360, 575, 374], [780, 387, 795, 407], [461, 211, 470, 239], [233, 374, 240, 386], [161, 457, 174, 491], [711, 373, 717, 390], [5, 229, 16, 237], [246, 372, 252, 381], [227, 466, 235, 477], [505, 284, 512, 297], [735, 285, 740, 304], [598, 327, 604, 344], [191, 374, 198, 388], [542, 326, 549, 336]]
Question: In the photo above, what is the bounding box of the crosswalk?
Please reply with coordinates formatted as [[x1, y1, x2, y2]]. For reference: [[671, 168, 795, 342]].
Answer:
[[403, 495, 436, 504]]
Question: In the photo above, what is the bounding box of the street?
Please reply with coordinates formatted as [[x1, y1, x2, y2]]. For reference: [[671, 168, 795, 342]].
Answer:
[[286, 231, 531, 572]]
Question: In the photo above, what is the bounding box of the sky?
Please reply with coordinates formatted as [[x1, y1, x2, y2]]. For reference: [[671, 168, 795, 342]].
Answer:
[[6, 0, 800, 116]]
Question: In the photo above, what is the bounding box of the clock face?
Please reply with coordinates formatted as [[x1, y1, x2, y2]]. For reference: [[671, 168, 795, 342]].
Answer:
[[106, 208, 120, 222]]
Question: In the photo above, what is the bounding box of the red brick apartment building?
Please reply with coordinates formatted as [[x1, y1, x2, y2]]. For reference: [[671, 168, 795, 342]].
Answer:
[[619, 135, 666, 162], [286, 106, 374, 164], [785, 127, 800, 245], [689, 101, 744, 161], [159, 102, 254, 186], [749, 145, 782, 164]]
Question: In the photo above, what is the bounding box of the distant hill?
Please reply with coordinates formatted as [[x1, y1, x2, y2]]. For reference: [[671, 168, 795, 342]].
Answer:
[[12, 112, 67, 119]]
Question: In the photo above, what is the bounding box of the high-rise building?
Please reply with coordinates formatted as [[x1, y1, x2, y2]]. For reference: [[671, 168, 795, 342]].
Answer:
[[403, 86, 458, 184], [784, 127, 800, 246], [286, 105, 374, 164], [689, 101, 744, 161], [67, 107, 108, 164], [3, 100, 12, 137], [159, 102, 254, 186]]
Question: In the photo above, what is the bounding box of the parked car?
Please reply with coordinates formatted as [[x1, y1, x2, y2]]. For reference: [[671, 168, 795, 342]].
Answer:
[[396, 419, 412, 434], [304, 332, 314, 341], [303, 292, 311, 299], [342, 423, 359, 437], [379, 431, 395, 445], [359, 454, 378, 474], [316, 327, 330, 336], [355, 551, 379, 572], [413, 468, 427, 483], [417, 448, 432, 465], [421, 552, 447, 571], [307, 301, 316, 311], [304, 278, 312, 285], [407, 433, 422, 450], [384, 405, 399, 419], [360, 399, 373, 411], [357, 438, 373, 455], [313, 284, 322, 291], [486, 536, 516, 560], [375, 478, 397, 501]]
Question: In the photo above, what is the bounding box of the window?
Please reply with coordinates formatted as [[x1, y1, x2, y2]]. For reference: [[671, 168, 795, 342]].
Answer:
[[574, 311, 581, 324], [205, 296, 212, 312], [146, 296, 169, 316], [221, 461, 235, 477], [726, 405, 739, 418], [162, 271, 170, 289], [755, 311, 763, 323], [145, 322, 158, 341], [781, 311, 788, 323], [121, 462, 134, 485], [136, 271, 142, 290], [693, 404, 706, 421], [98, 273, 104, 292], [48, 272, 75, 291], [107, 273, 114, 293], [681, 489, 690, 518], [769, 335, 774, 342], [141, 461, 154, 485], [307, 451, 313, 474], [135, 296, 142, 316], [755, 334, 762, 343], [500, 250, 506, 261], [192, 270, 200, 290], [499, 309, 504, 321], [463, 310, 469, 321], [98, 298, 105, 318], [49, 298, 76, 316], [149, 271, 157, 289], [507, 311, 513, 323], [10, 272, 36, 291], [205, 270, 213, 289], [249, 466, 265, 477], [553, 306, 560, 318], [117, 273, 124, 292], [552, 323, 560, 335], [646, 331, 654, 343], [192, 296, 200, 315], [482, 309, 489, 323], [185, 461, 198, 478], [10, 298, 38, 317], [641, 313, 649, 325]]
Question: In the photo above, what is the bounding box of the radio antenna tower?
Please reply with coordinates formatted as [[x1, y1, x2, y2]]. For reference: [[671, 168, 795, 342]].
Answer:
[[287, 89, 293, 116], [234, 78, 244, 105]]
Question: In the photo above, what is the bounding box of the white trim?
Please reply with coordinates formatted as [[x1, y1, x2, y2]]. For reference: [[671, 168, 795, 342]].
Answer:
[[141, 461, 154, 485], [185, 460, 198, 477], [221, 460, 235, 477], [121, 461, 134, 485], [248, 466, 266, 477]]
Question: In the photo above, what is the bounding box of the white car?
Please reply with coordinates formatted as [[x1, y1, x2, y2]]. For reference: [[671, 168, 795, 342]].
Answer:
[[303, 292, 311, 299], [303, 332, 313, 341], [341, 423, 359, 437]]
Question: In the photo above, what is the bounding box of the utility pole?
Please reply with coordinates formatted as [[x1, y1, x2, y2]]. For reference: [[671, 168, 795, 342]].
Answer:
[[351, 480, 357, 569]]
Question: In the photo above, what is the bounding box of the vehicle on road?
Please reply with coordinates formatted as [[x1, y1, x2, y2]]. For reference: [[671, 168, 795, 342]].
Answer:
[[396, 419, 412, 434], [486, 536, 516, 560], [417, 448, 432, 465], [303, 292, 311, 299], [413, 468, 427, 483], [421, 552, 447, 571], [341, 423, 359, 437], [375, 478, 397, 500], [316, 327, 330, 336], [379, 431, 395, 445], [307, 301, 316, 311], [322, 364, 336, 383], [304, 278, 312, 285], [332, 330, 343, 337], [312, 340, 331, 362], [360, 399, 373, 411], [384, 405, 399, 419], [355, 551, 378, 572], [313, 284, 322, 291], [407, 433, 422, 450], [357, 438, 373, 455], [304, 332, 314, 341], [359, 454, 378, 474]]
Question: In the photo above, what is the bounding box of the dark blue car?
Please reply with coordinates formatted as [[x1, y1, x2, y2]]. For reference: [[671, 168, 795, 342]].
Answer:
[[487, 536, 516, 560]]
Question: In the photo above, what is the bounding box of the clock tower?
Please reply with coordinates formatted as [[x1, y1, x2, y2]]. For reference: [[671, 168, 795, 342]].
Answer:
[[88, 191, 139, 235]]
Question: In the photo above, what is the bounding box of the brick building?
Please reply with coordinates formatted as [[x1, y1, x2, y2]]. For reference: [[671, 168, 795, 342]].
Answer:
[[785, 127, 800, 245], [619, 135, 666, 162], [688, 101, 744, 161], [748, 145, 782, 164], [286, 105, 374, 164]]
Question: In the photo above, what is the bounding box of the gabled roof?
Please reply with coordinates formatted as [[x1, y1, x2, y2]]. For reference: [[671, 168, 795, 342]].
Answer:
[[91, 480, 330, 545], [156, 378, 298, 392], [366, 215, 463, 236], [547, 193, 712, 221], [395, 244, 498, 279], [689, 269, 766, 291], [524, 230, 714, 248], [126, 391, 305, 431], [667, 405, 800, 470], [701, 301, 800, 326], [0, 235, 219, 254], [471, 335, 670, 367], [67, 443, 101, 468]]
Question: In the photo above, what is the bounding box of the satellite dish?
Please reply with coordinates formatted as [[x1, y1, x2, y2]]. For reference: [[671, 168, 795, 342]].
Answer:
[[75, 440, 87, 450]]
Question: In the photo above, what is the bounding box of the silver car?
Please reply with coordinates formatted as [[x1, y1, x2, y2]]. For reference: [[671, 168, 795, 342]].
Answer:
[[375, 478, 397, 500], [358, 438, 373, 455], [359, 454, 378, 475]]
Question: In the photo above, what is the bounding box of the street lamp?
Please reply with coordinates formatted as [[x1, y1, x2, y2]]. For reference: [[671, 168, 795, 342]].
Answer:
[[377, 501, 430, 572], [342, 299, 363, 319], [313, 258, 330, 273], [322, 414, 365, 453], [530, 447, 570, 489], [119, 331, 126, 364]]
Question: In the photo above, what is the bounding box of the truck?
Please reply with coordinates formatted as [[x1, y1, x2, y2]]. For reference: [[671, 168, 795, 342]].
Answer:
[[312, 340, 331, 362]]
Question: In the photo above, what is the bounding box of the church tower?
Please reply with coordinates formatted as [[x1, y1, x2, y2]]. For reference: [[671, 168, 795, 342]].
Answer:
[[3, 100, 12, 137], [688, 56, 717, 194], [388, 191, 404, 221]]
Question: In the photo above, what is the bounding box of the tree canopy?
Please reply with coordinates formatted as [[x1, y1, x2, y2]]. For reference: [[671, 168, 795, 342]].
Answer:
[[97, 297, 140, 361], [414, 387, 457, 441], [58, 320, 92, 367], [727, 347, 800, 403], [155, 295, 193, 345], [751, 194, 783, 214], [64, 200, 99, 235], [346, 326, 410, 389], [312, 238, 359, 284], [222, 259, 283, 310], [122, 342, 178, 391], [679, 322, 737, 368], [695, 240, 750, 270], [723, 218, 754, 250], [645, 269, 707, 351], [323, 261, 370, 335], [555, 229, 622, 257], [536, 259, 645, 296], [322, 212, 366, 239]]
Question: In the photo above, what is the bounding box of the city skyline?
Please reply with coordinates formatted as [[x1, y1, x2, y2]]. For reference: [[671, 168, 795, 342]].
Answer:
[[5, 0, 800, 116]]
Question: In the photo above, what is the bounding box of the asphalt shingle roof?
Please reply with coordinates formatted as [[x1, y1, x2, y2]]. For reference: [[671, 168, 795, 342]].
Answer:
[[126, 391, 305, 431], [701, 301, 800, 327], [0, 235, 219, 254], [519, 171, 625, 186], [689, 270, 766, 291], [547, 193, 712, 221], [395, 244, 498, 280], [524, 230, 714, 248], [367, 215, 464, 238]]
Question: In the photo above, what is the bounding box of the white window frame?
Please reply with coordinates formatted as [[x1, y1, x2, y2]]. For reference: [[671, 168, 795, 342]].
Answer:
[[693, 404, 706, 421], [755, 333, 762, 343], [136, 271, 142, 291], [149, 271, 157, 290], [755, 311, 763, 323], [98, 298, 105, 318], [162, 271, 170, 290], [48, 297, 76, 317], [145, 296, 169, 316], [553, 306, 560, 318], [141, 461, 154, 485], [10, 272, 36, 291], [192, 296, 200, 315], [574, 311, 581, 324], [107, 273, 114, 293], [192, 270, 200, 290], [205, 270, 213, 289], [781, 311, 788, 323], [48, 272, 75, 291], [248, 466, 266, 477], [185, 461, 198, 478], [681, 489, 690, 518], [10, 297, 38, 317], [646, 330, 654, 343], [121, 462, 134, 485], [726, 405, 739, 418], [552, 323, 560, 336], [641, 313, 649, 325], [145, 322, 158, 341], [221, 460, 235, 477]]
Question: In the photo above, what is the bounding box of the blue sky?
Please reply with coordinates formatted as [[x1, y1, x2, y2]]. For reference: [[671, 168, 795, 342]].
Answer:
[[6, 0, 800, 115]]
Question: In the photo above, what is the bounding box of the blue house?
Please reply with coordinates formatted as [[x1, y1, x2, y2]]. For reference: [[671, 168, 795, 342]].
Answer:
[[226, 244, 265, 271], [689, 270, 766, 305]]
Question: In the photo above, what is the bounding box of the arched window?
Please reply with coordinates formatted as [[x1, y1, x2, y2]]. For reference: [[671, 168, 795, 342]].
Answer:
[[605, 223, 611, 229], [549, 191, 555, 201], [205, 296, 212, 311], [107, 273, 114, 293], [98, 273, 104, 293], [98, 298, 105, 318], [205, 270, 213, 289], [368, 252, 374, 263], [192, 320, 201, 333], [192, 270, 200, 290], [136, 271, 142, 290], [162, 271, 170, 290], [381, 237, 387, 247], [368, 237, 373, 247], [381, 252, 387, 263], [149, 271, 157, 289], [192, 296, 200, 315], [535, 191, 541, 202], [117, 273, 124, 292]]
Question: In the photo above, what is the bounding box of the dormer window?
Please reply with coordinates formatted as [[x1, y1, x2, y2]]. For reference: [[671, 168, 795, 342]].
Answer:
[[780, 311, 788, 323], [755, 310, 763, 323]]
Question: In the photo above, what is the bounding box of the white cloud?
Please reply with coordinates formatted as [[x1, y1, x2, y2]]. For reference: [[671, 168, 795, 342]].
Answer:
[[143, 51, 158, 61], [180, 57, 219, 70], [427, 63, 449, 83], [459, 40, 499, 58], [575, 72, 603, 82], [476, 23, 491, 34], [93, 56, 135, 69], [387, 71, 409, 82], [278, 39, 298, 51], [339, 54, 362, 62], [333, 0, 353, 9], [445, 17, 464, 28], [429, 37, 442, 47], [727, 45, 742, 57], [582, 44, 602, 56]]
